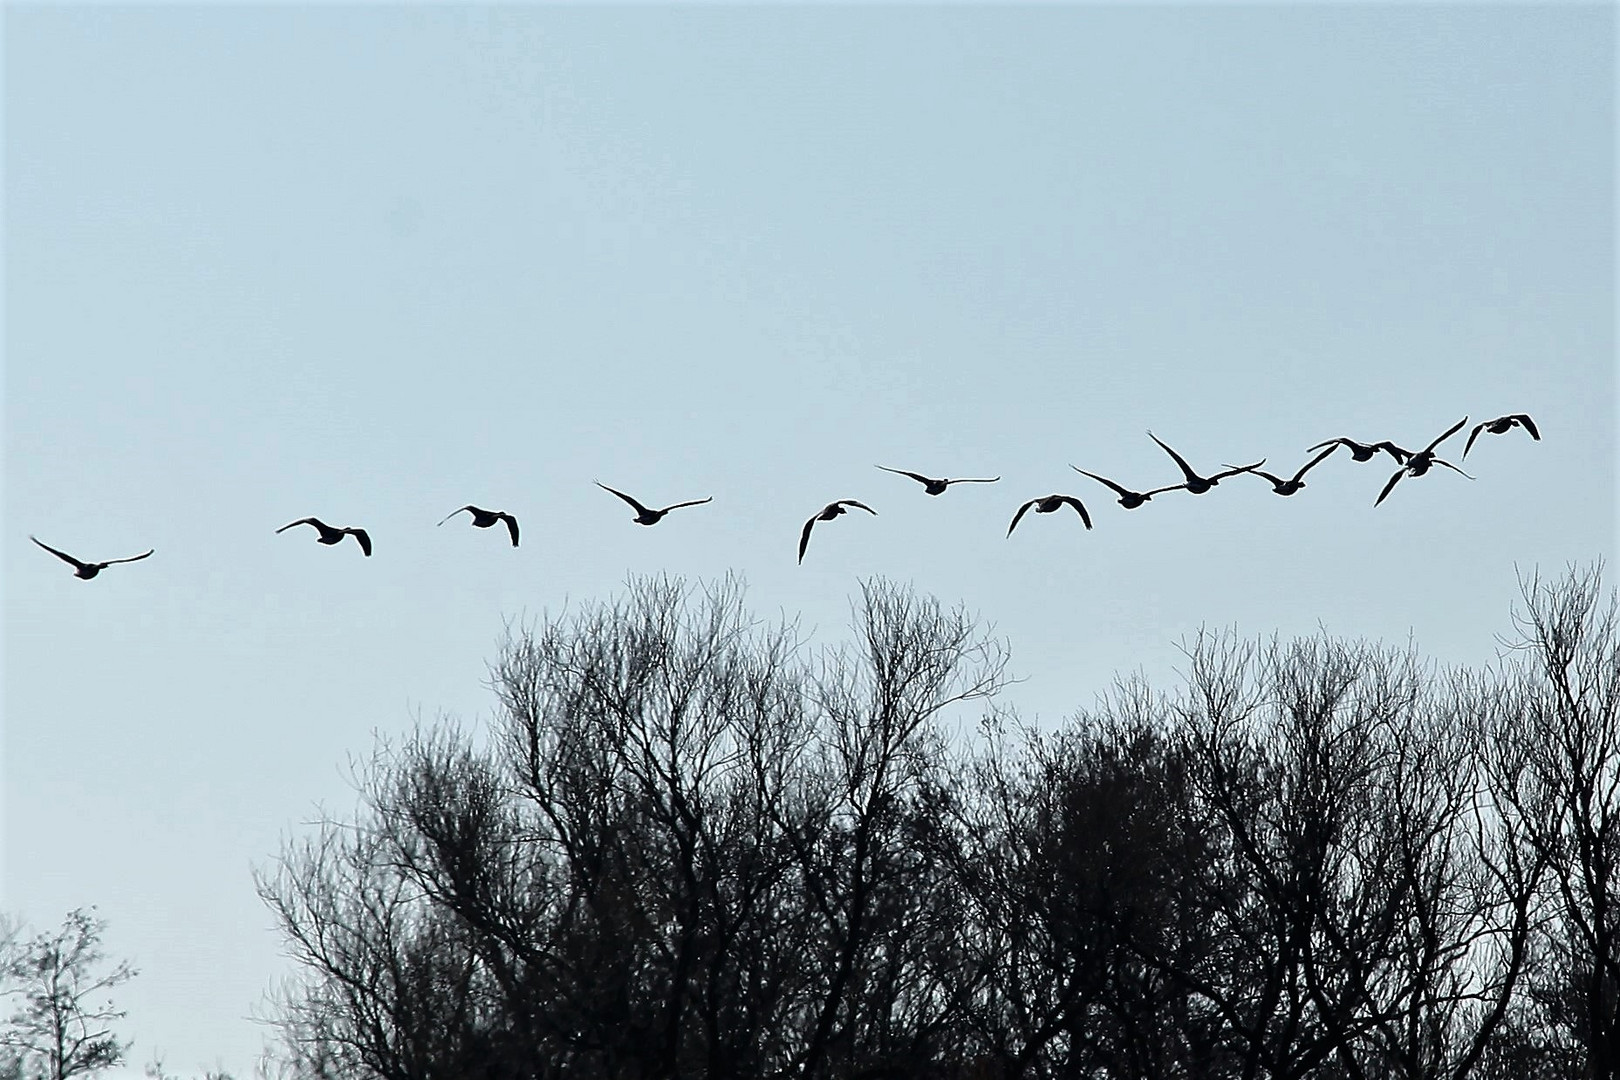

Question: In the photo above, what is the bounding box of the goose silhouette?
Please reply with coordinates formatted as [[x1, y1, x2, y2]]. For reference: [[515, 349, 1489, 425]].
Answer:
[[799, 500, 876, 563], [1070, 467, 1185, 509], [1147, 432, 1264, 495], [876, 466, 999, 495], [1463, 414, 1540, 458], [1007, 495, 1092, 536], [1375, 417, 1474, 507], [276, 517, 372, 556], [1230, 445, 1338, 496], [596, 482, 712, 525], [31, 536, 153, 579], [438, 505, 519, 547], [1306, 437, 1411, 464]]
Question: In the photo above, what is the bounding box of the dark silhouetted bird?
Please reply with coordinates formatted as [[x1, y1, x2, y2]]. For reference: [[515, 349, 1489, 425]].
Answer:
[[799, 500, 876, 563], [1070, 467, 1185, 509], [1375, 417, 1474, 507], [1231, 445, 1339, 496], [876, 466, 999, 495], [1007, 495, 1093, 536], [276, 517, 372, 556], [1306, 437, 1411, 464], [596, 482, 712, 525], [438, 505, 519, 547], [31, 536, 153, 579], [1463, 414, 1540, 458], [1147, 432, 1264, 495]]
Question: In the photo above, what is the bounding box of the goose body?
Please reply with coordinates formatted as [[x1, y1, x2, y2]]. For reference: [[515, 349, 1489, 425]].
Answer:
[[1463, 414, 1540, 458], [31, 536, 153, 579], [596, 482, 712, 525], [1070, 466, 1185, 509], [799, 500, 876, 563], [1306, 437, 1411, 464], [1007, 495, 1093, 536], [876, 466, 999, 496], [276, 517, 373, 556], [438, 505, 519, 547], [1234, 445, 1338, 496], [1147, 432, 1263, 495], [1375, 417, 1474, 506]]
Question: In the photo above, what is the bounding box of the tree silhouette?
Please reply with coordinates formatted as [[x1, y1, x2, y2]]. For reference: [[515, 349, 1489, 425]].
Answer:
[[0, 909, 135, 1080], [258, 564, 1620, 1080]]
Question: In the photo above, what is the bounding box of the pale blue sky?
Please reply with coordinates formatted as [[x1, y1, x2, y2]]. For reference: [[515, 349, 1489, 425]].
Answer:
[[5, 4, 1613, 1075]]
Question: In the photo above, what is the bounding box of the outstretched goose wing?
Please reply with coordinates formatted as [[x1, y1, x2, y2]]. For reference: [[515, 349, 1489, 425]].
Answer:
[[1210, 459, 1265, 482], [596, 482, 652, 516], [838, 499, 877, 515], [347, 529, 373, 557], [798, 516, 818, 563], [1058, 496, 1093, 530], [31, 536, 87, 570], [1292, 445, 1339, 482], [1374, 468, 1406, 507], [500, 513, 520, 547], [1006, 499, 1037, 537], [104, 549, 155, 566], [437, 506, 475, 526], [1422, 416, 1469, 455], [661, 496, 714, 513], [877, 466, 934, 486], [1147, 431, 1201, 483], [1513, 414, 1540, 440], [1070, 467, 1131, 498]]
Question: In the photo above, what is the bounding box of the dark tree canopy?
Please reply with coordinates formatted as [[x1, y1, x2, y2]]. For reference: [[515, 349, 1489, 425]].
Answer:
[[258, 566, 1620, 1080]]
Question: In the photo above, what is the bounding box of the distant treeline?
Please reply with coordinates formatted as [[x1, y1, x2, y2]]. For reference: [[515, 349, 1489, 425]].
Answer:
[[260, 566, 1620, 1080]]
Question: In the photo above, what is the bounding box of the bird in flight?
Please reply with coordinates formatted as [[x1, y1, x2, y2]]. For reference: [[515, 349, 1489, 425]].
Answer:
[[1305, 437, 1411, 464], [1463, 414, 1540, 458], [596, 482, 713, 526], [438, 505, 519, 547], [1231, 445, 1339, 496], [1007, 495, 1093, 536], [1375, 417, 1474, 507], [799, 500, 876, 563], [276, 517, 373, 556], [876, 466, 1000, 495], [1070, 467, 1185, 509], [1147, 432, 1264, 495], [31, 537, 153, 579]]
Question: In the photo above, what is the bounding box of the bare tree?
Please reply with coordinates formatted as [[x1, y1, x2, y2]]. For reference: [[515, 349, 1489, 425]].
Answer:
[[1483, 564, 1620, 1078], [257, 566, 1613, 1080], [261, 574, 1007, 1080], [0, 908, 135, 1080]]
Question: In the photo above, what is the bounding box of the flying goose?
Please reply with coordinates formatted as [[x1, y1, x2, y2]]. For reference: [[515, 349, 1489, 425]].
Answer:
[[31, 536, 153, 579], [1306, 437, 1411, 464], [438, 505, 519, 547], [596, 482, 713, 525], [1070, 466, 1185, 509], [1231, 445, 1338, 496], [876, 466, 1000, 495], [1463, 414, 1540, 458], [1147, 432, 1264, 495], [276, 517, 373, 556], [1007, 495, 1093, 536], [1374, 417, 1474, 507], [799, 500, 876, 563]]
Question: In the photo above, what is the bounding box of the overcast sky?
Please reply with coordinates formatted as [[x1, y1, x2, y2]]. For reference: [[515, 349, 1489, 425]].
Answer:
[[5, 4, 1613, 1076]]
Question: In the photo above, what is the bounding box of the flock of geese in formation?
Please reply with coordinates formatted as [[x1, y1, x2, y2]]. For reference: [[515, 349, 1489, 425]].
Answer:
[[30, 414, 1539, 579]]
